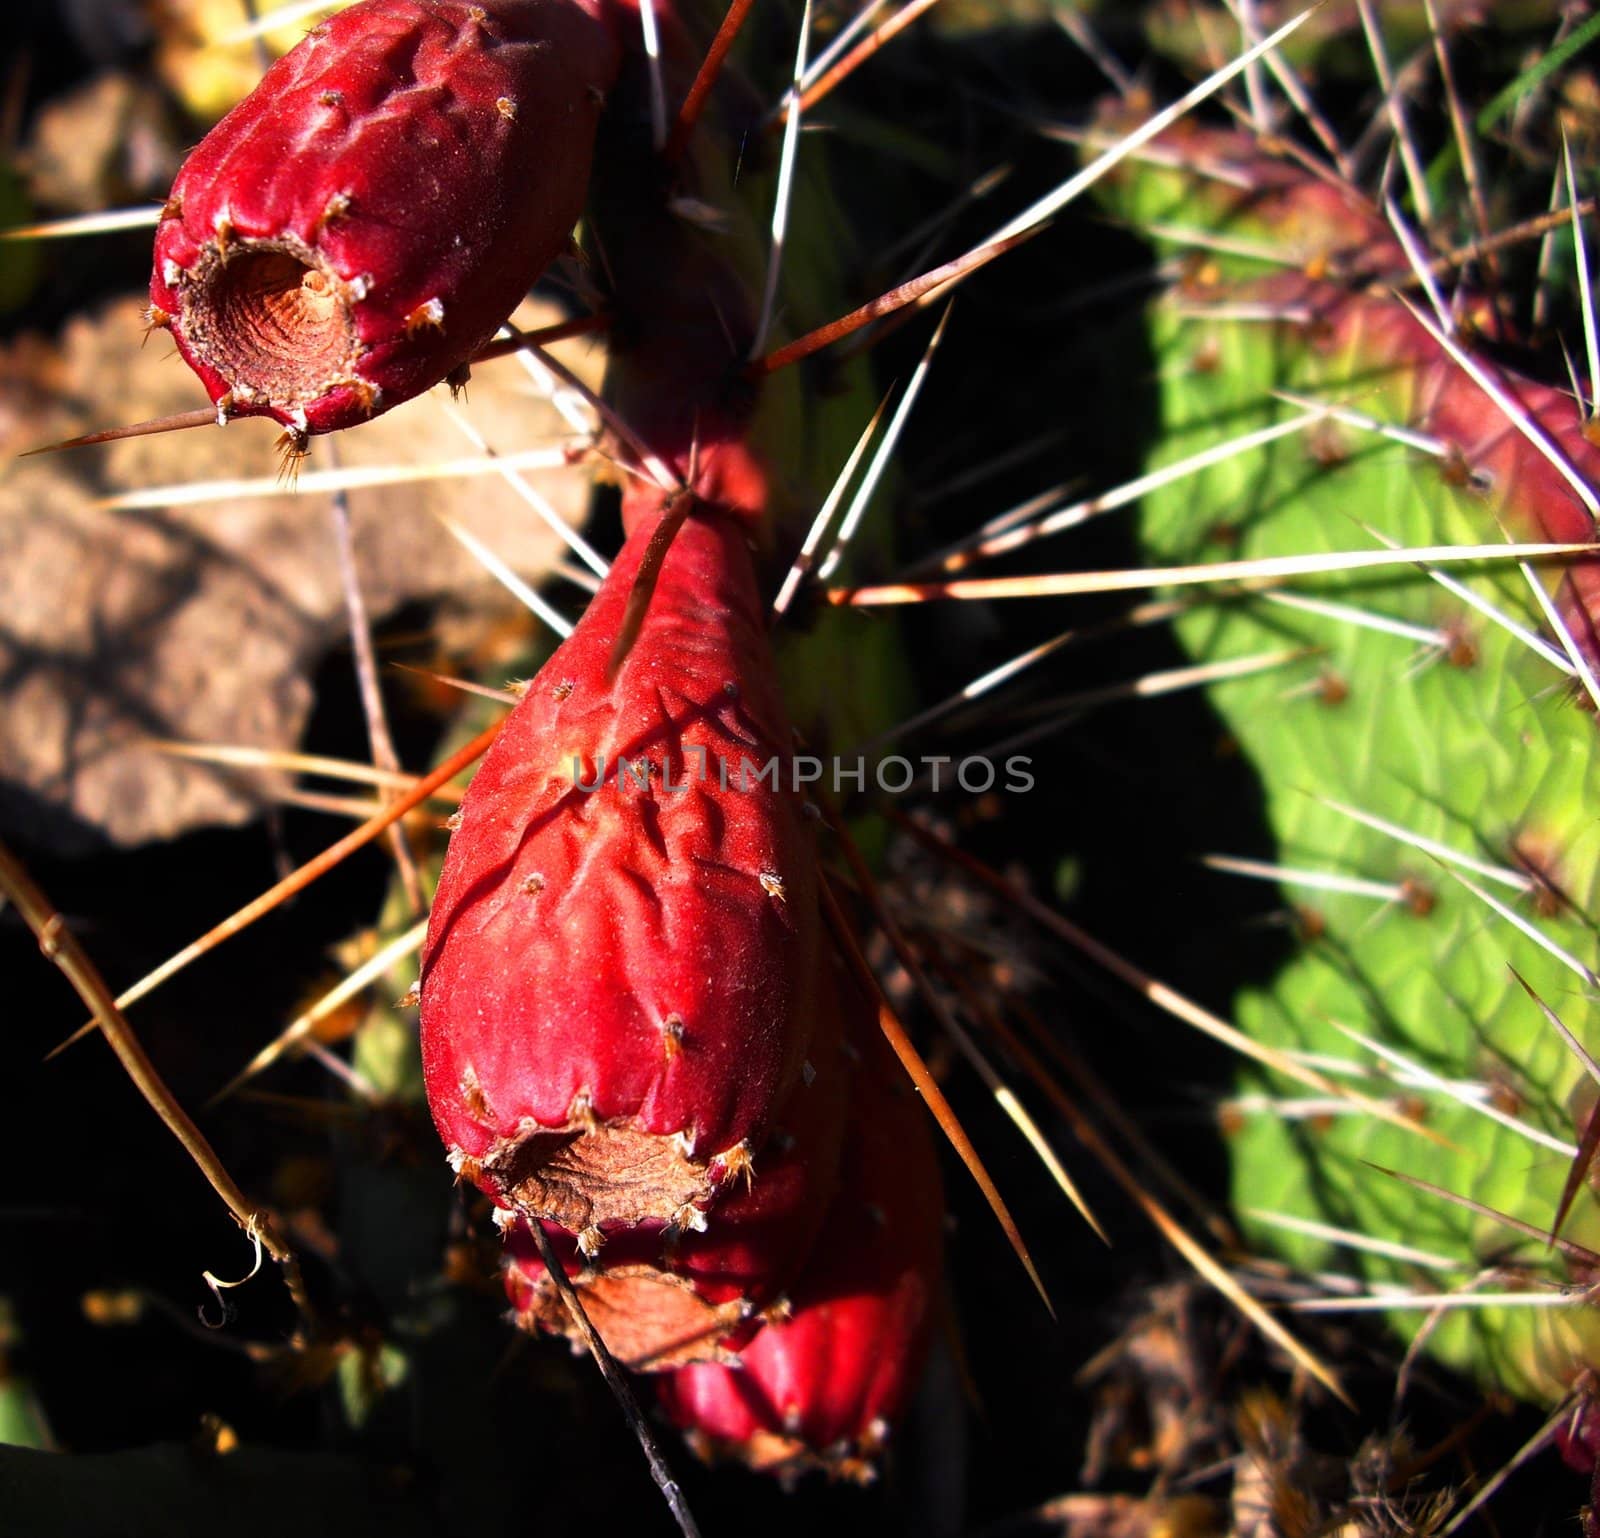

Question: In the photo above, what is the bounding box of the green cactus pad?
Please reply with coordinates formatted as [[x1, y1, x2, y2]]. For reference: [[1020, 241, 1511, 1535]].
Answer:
[[1101, 123, 1600, 1404]]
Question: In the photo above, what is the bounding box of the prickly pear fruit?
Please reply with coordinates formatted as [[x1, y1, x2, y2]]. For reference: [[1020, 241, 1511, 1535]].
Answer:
[[419, 503, 824, 1236], [1095, 115, 1600, 1403], [657, 985, 945, 1481], [149, 0, 620, 438]]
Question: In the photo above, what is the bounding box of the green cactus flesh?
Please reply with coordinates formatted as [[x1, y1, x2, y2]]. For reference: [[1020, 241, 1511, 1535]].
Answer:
[[1099, 122, 1600, 1404]]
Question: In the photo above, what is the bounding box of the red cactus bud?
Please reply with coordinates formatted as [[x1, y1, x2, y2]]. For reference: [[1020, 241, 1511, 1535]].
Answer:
[[420, 505, 823, 1234], [501, 962, 850, 1368], [149, 0, 620, 438], [657, 991, 946, 1481]]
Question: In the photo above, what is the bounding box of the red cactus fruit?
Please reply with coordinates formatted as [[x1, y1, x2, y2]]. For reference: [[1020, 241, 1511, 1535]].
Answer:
[[419, 503, 824, 1239], [500, 960, 849, 1368], [148, 0, 621, 440], [657, 988, 946, 1482]]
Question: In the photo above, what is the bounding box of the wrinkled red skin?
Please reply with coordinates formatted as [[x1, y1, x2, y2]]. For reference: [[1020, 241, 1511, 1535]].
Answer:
[[419, 505, 822, 1230], [657, 992, 946, 1479], [150, 0, 620, 435], [506, 967, 847, 1301], [500, 961, 849, 1365]]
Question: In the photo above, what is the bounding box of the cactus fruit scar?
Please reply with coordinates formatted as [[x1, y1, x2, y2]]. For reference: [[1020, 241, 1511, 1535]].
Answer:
[[656, 984, 946, 1481], [419, 497, 825, 1237], [500, 954, 848, 1369], [148, 0, 622, 440]]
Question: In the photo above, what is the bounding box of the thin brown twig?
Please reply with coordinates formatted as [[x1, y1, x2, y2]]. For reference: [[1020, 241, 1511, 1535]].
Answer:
[[526, 1221, 703, 1538], [0, 839, 306, 1311], [328, 462, 425, 914]]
